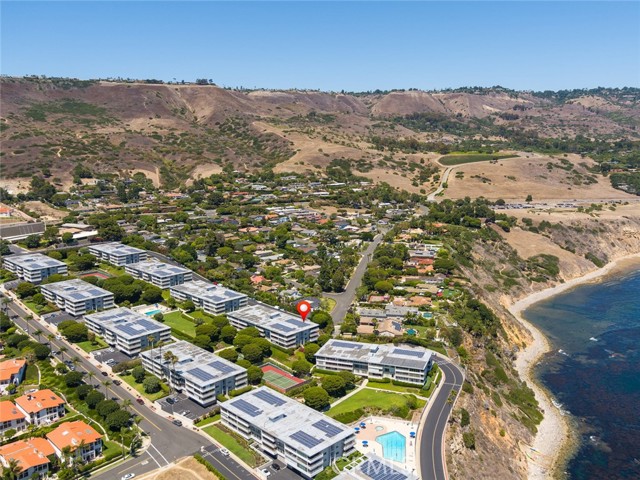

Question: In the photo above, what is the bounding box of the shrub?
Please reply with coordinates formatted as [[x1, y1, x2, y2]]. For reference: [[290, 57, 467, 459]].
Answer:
[[463, 431, 476, 449], [131, 366, 146, 383], [322, 376, 346, 397], [76, 384, 93, 400], [303, 386, 330, 411], [218, 348, 239, 363], [96, 400, 119, 418], [333, 409, 364, 424], [460, 408, 470, 427], [143, 376, 161, 394], [229, 385, 252, 397]]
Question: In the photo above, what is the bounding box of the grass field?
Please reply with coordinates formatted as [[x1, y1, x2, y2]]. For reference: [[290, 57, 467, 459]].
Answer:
[[201, 424, 263, 467], [439, 153, 518, 166], [24, 364, 39, 384], [77, 337, 109, 353], [195, 414, 220, 427], [24, 300, 57, 315], [366, 382, 423, 395], [327, 389, 424, 419], [188, 309, 215, 322], [323, 297, 337, 312], [120, 374, 169, 401], [163, 311, 197, 337]]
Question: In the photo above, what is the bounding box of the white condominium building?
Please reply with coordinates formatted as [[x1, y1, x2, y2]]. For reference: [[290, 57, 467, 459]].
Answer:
[[40, 279, 114, 317], [228, 304, 318, 349], [170, 280, 248, 315], [3, 254, 67, 283], [89, 242, 147, 266], [84, 308, 171, 356], [221, 387, 355, 478], [140, 341, 247, 407], [314, 340, 434, 386], [125, 260, 193, 289]]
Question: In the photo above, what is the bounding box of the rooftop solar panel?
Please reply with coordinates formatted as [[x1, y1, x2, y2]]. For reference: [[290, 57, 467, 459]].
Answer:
[[253, 389, 286, 406], [332, 341, 363, 349], [232, 398, 262, 417], [271, 323, 294, 333], [361, 460, 408, 480], [392, 348, 424, 358], [208, 361, 235, 374], [188, 367, 215, 382], [313, 419, 342, 437], [290, 430, 321, 449]]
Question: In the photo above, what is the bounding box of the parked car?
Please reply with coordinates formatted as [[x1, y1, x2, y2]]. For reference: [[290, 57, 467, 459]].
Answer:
[[220, 448, 229, 457], [100, 371, 108, 376], [172, 419, 182, 427], [166, 397, 176, 405], [136, 398, 144, 405], [113, 380, 121, 386], [260, 468, 271, 477], [271, 464, 281, 471], [121, 474, 136, 480]]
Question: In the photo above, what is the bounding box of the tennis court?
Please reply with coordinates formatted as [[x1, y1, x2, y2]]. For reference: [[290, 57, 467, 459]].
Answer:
[[261, 364, 305, 392], [80, 270, 111, 280]]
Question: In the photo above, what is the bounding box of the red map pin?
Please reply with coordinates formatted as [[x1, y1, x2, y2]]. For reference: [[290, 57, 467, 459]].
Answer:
[[296, 300, 312, 321]]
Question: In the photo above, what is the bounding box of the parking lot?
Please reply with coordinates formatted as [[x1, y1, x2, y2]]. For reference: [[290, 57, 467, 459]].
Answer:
[[157, 393, 210, 421], [92, 348, 132, 367]]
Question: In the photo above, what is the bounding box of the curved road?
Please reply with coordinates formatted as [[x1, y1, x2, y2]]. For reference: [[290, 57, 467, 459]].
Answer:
[[418, 356, 465, 480], [427, 166, 455, 202]]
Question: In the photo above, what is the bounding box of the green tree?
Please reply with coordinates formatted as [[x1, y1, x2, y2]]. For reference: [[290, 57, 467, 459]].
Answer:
[[143, 376, 161, 394], [247, 366, 264, 385], [337, 371, 356, 390], [241, 343, 264, 363], [303, 386, 330, 411], [131, 366, 146, 383], [76, 385, 93, 400], [304, 343, 320, 363], [105, 410, 130, 431], [220, 325, 237, 343], [292, 359, 312, 377], [24, 235, 41, 249], [86, 390, 105, 409], [374, 280, 394, 293], [217, 348, 239, 363], [141, 285, 163, 304], [64, 371, 84, 388], [321, 376, 346, 397], [62, 232, 75, 244], [15, 282, 37, 299], [96, 399, 119, 418], [310, 311, 331, 330]]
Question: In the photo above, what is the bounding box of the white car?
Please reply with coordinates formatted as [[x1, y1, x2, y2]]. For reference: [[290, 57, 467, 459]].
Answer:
[[121, 474, 136, 480], [220, 448, 229, 456], [260, 468, 271, 477]]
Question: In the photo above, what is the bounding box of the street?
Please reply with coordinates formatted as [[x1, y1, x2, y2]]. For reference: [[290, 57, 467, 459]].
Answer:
[[418, 356, 465, 480], [0, 290, 258, 480]]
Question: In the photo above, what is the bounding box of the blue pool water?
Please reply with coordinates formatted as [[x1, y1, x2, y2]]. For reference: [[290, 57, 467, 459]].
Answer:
[[145, 309, 162, 316], [376, 431, 406, 462]]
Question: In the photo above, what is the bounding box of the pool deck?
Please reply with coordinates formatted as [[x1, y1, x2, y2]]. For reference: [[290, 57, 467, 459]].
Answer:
[[131, 304, 171, 316], [353, 416, 419, 475]]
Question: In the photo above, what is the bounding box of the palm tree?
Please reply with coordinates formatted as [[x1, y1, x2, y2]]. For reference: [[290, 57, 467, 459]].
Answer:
[[72, 356, 81, 370], [102, 379, 113, 398], [32, 329, 43, 343], [59, 346, 68, 361], [1, 458, 21, 480], [47, 333, 55, 343], [163, 350, 178, 395], [147, 335, 155, 356], [87, 371, 95, 387]]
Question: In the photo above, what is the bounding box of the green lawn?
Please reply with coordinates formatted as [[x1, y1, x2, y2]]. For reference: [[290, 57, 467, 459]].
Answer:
[[195, 414, 220, 427], [99, 263, 126, 277], [120, 374, 169, 401], [439, 153, 518, 166], [201, 424, 263, 467], [327, 389, 425, 420], [188, 309, 215, 322], [322, 297, 337, 312], [24, 364, 39, 384], [366, 382, 423, 395], [23, 300, 57, 315], [77, 337, 109, 353], [163, 311, 197, 337]]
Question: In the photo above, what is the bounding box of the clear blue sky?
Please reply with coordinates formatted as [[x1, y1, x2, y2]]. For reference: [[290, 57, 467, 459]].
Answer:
[[1, 1, 638, 91]]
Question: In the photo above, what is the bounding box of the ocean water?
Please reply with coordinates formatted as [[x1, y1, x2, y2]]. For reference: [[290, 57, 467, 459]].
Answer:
[[523, 268, 640, 480]]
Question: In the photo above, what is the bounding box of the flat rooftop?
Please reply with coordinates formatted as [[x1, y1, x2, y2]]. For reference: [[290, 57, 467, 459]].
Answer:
[[3, 253, 66, 270], [223, 386, 353, 456], [171, 280, 247, 303], [90, 242, 146, 256], [141, 340, 244, 386], [316, 339, 433, 371], [127, 260, 191, 277], [229, 304, 316, 335], [85, 307, 169, 340], [335, 454, 418, 480], [41, 279, 112, 301]]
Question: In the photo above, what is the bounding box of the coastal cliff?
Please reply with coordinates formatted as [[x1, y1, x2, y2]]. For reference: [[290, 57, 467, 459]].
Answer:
[[443, 210, 640, 480]]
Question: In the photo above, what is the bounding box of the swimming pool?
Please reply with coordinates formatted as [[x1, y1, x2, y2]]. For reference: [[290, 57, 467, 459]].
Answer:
[[145, 309, 162, 316], [376, 431, 406, 463]]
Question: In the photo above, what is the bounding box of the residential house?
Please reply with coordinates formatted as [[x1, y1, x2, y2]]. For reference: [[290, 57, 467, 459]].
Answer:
[[0, 359, 27, 392], [15, 390, 66, 426], [46, 420, 103, 464], [0, 401, 27, 436], [0, 438, 55, 480]]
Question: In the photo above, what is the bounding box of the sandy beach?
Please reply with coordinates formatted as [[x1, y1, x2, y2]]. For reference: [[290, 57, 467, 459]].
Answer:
[[507, 252, 640, 480]]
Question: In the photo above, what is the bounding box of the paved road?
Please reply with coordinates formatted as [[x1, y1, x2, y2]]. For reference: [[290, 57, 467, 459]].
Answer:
[[326, 232, 385, 324], [0, 290, 257, 480], [427, 166, 455, 202], [418, 356, 465, 480]]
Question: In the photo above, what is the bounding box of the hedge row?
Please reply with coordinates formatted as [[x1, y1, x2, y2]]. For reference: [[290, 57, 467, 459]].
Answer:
[[194, 454, 228, 480], [332, 408, 364, 424], [229, 385, 252, 397]]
